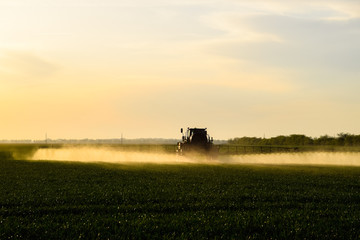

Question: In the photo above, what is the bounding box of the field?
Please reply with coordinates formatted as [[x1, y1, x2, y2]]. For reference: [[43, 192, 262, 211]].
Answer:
[[1, 148, 360, 239]]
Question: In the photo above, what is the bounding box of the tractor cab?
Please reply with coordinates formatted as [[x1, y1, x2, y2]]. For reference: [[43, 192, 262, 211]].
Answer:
[[177, 127, 215, 156], [182, 128, 211, 145]]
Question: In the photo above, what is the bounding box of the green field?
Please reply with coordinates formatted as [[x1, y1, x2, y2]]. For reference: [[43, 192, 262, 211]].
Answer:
[[1, 154, 360, 239]]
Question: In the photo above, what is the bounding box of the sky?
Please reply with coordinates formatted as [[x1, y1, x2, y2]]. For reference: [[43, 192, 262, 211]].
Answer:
[[1, 0, 360, 140]]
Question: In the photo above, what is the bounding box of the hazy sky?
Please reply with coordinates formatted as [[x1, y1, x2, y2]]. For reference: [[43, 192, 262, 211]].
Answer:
[[1, 0, 360, 140]]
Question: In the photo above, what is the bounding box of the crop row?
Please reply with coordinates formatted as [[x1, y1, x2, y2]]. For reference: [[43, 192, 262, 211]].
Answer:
[[1, 158, 360, 239]]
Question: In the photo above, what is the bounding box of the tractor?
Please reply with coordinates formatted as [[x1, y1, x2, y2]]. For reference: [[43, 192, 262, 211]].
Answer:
[[176, 127, 217, 157]]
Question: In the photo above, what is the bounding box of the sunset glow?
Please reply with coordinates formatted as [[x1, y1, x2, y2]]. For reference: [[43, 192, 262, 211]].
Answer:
[[1, 0, 359, 140]]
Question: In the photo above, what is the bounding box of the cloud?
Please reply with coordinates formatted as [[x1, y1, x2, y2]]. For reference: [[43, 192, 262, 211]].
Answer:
[[226, 0, 360, 20], [0, 50, 59, 85], [206, 74, 295, 93], [202, 13, 360, 73]]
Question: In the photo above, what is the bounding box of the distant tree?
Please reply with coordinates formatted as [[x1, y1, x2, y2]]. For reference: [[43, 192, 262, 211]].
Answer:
[[353, 135, 360, 146], [313, 135, 336, 145], [228, 137, 263, 145], [228, 133, 360, 147], [337, 133, 348, 146], [270, 135, 287, 145], [337, 133, 360, 146], [287, 134, 313, 146]]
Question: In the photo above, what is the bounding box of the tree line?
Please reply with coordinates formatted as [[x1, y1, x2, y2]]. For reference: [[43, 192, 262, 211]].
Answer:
[[228, 133, 360, 146]]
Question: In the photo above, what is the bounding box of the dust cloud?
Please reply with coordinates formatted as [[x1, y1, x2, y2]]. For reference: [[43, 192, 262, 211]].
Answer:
[[31, 147, 198, 164], [30, 147, 360, 166], [223, 152, 360, 166]]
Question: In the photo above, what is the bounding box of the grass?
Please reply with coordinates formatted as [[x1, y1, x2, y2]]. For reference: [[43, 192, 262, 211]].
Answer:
[[1, 157, 360, 239]]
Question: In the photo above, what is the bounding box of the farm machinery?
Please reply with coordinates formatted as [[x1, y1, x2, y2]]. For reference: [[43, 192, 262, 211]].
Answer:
[[176, 128, 218, 157]]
